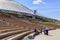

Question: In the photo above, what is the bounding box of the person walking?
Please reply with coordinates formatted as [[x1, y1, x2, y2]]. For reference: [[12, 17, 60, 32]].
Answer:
[[44, 26, 49, 35]]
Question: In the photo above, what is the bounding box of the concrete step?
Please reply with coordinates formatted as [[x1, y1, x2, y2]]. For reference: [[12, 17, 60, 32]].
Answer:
[[5, 31, 34, 40], [0, 29, 28, 39], [0, 28, 22, 33]]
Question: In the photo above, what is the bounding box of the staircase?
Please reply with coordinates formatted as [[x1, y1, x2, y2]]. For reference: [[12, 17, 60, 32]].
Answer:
[[0, 13, 60, 40]]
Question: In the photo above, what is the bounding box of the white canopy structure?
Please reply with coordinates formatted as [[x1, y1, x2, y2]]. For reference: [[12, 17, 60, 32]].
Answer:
[[0, 0, 33, 14]]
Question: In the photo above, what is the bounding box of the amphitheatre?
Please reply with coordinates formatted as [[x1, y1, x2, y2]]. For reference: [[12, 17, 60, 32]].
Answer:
[[0, 0, 60, 40]]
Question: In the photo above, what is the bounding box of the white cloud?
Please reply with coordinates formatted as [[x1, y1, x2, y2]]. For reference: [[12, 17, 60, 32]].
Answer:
[[33, 0, 46, 4]]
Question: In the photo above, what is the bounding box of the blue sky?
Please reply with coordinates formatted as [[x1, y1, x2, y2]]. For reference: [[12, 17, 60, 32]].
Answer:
[[14, 0, 60, 20]]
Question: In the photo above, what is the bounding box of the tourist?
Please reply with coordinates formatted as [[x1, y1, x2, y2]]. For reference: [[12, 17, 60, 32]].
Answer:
[[44, 26, 49, 35], [33, 29, 40, 38], [40, 28, 42, 34], [28, 28, 40, 39], [28, 28, 42, 39]]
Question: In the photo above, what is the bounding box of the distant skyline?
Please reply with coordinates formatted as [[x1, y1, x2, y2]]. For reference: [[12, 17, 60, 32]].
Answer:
[[14, 0, 60, 20]]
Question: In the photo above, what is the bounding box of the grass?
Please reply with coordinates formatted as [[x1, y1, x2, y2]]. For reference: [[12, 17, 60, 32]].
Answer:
[[44, 22, 60, 27]]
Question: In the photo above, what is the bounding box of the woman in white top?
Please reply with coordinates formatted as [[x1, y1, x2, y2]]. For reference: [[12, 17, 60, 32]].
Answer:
[[44, 26, 49, 35]]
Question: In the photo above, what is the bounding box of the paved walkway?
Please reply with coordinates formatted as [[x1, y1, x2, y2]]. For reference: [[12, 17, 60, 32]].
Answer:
[[23, 29, 60, 40]]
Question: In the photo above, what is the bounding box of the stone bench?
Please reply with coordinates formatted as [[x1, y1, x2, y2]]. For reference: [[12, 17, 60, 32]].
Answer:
[[0, 29, 28, 39], [7, 31, 34, 40]]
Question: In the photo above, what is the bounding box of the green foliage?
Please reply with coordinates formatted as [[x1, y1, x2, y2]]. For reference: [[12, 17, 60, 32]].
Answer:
[[44, 22, 55, 24], [4, 12, 13, 15], [44, 22, 60, 26], [35, 16, 40, 20], [35, 16, 51, 22], [42, 19, 51, 22], [25, 15, 32, 18]]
